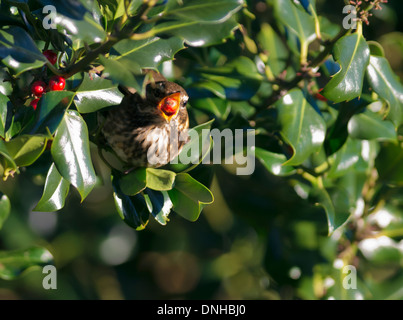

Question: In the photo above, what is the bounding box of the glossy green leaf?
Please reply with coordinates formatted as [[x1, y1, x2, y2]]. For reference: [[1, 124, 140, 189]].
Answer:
[[366, 55, 403, 127], [0, 93, 11, 138], [99, 55, 143, 93], [327, 138, 361, 178], [112, 175, 149, 230], [51, 110, 96, 201], [41, 0, 106, 49], [111, 36, 185, 69], [254, 147, 296, 176], [257, 23, 288, 77], [145, 168, 176, 191], [277, 89, 326, 166], [348, 109, 397, 141], [0, 26, 47, 75], [144, 189, 173, 225], [0, 247, 53, 280], [164, 0, 243, 22], [194, 57, 262, 100], [152, 16, 239, 47], [119, 168, 147, 196], [273, 0, 316, 52], [0, 192, 10, 230], [33, 163, 70, 212], [74, 73, 124, 113], [168, 173, 213, 221], [322, 33, 370, 103], [312, 186, 351, 235], [30, 91, 75, 134], [191, 98, 230, 119], [5, 135, 47, 167]]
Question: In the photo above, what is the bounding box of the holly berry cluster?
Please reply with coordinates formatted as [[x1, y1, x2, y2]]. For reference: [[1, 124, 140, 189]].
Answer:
[[30, 50, 65, 110]]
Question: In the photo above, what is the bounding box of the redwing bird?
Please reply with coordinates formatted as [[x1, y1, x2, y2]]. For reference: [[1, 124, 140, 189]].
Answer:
[[100, 71, 189, 168]]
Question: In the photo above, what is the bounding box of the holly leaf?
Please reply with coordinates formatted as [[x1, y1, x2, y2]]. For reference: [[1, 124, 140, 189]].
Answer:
[[74, 73, 124, 113], [33, 163, 70, 212], [366, 55, 403, 127], [254, 147, 296, 176], [348, 109, 397, 141], [5, 135, 47, 167], [112, 175, 149, 230], [168, 173, 214, 221], [29, 91, 75, 134], [51, 110, 96, 201], [0, 26, 47, 75], [322, 33, 370, 102], [277, 89, 326, 166], [111, 36, 185, 69]]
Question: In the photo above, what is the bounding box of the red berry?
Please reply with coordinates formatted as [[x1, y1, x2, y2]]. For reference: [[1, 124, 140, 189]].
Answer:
[[30, 98, 40, 110], [48, 76, 66, 91], [31, 80, 47, 97], [43, 50, 58, 65]]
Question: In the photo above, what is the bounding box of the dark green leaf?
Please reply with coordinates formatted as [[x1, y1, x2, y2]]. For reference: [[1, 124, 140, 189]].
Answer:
[[0, 26, 47, 75], [376, 143, 403, 185], [33, 163, 70, 212], [144, 189, 172, 225], [164, 0, 243, 22], [312, 186, 351, 235], [0, 93, 11, 138], [98, 55, 143, 93], [273, 0, 316, 50], [277, 89, 326, 166], [30, 91, 75, 134], [327, 138, 361, 178], [191, 98, 230, 119], [322, 33, 370, 102], [152, 16, 239, 47], [119, 168, 147, 196], [366, 55, 403, 127], [168, 173, 213, 221], [0, 247, 53, 280], [254, 147, 296, 176], [39, 0, 106, 49], [112, 175, 149, 230], [51, 110, 96, 201], [74, 73, 124, 113], [348, 109, 397, 141], [111, 36, 185, 69]]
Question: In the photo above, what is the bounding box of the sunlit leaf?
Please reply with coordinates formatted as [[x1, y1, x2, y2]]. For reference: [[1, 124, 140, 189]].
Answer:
[[51, 110, 96, 201], [33, 163, 70, 212], [322, 33, 370, 102]]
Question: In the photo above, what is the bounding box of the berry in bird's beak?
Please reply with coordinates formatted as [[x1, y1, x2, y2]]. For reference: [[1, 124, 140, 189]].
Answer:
[[158, 92, 181, 122]]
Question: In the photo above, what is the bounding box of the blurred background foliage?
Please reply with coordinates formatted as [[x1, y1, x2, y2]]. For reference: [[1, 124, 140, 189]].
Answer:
[[1, 0, 403, 300]]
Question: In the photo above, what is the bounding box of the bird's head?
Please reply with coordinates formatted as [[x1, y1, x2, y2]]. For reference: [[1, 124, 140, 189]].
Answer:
[[146, 80, 189, 123]]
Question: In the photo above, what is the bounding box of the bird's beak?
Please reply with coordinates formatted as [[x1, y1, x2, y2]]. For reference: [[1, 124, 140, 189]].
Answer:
[[158, 92, 181, 122]]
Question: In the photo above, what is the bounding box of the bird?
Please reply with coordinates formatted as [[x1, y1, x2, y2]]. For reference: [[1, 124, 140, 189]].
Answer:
[[99, 71, 189, 169]]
